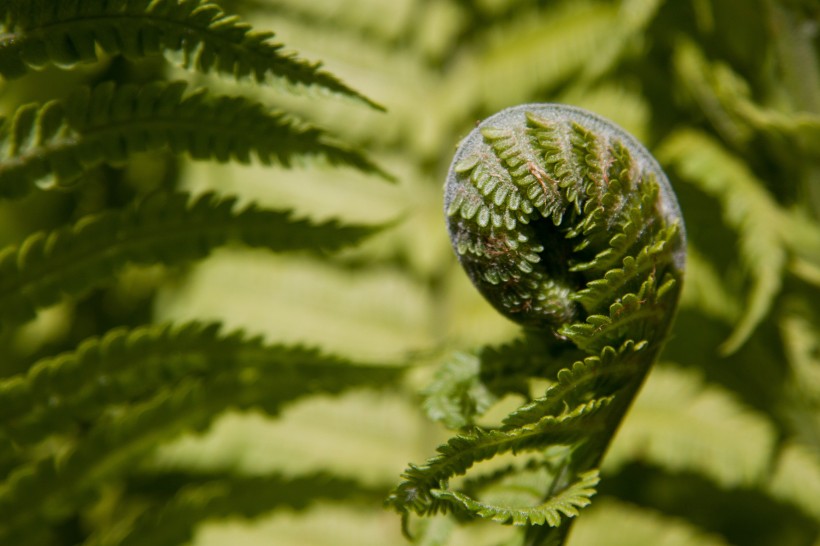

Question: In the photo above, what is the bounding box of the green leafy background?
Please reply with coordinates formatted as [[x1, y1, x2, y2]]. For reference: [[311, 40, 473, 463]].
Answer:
[[1, 0, 818, 545]]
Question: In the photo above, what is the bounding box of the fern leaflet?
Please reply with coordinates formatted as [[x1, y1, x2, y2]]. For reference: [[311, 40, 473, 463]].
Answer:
[[0, 0, 383, 109], [0, 80, 390, 198], [658, 129, 786, 354], [0, 321, 404, 540], [0, 190, 378, 328]]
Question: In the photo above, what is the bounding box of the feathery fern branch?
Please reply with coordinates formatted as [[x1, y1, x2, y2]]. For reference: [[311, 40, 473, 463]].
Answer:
[[0, 80, 390, 198], [0, 190, 379, 329], [0, 321, 404, 540], [111, 472, 387, 546], [0, 0, 383, 109], [657, 129, 786, 354]]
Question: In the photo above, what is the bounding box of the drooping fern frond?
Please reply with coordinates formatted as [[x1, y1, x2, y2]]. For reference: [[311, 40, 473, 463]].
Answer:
[[0, 190, 378, 328], [112, 472, 386, 546], [768, 442, 820, 523], [673, 38, 820, 157], [0, 0, 383, 109], [438, 2, 617, 128], [570, 499, 732, 546], [604, 364, 776, 488], [0, 321, 404, 541], [657, 129, 787, 354], [0, 80, 390, 198]]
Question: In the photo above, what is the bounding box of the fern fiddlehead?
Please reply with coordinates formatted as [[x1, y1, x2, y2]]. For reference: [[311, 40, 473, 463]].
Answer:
[[389, 104, 686, 544]]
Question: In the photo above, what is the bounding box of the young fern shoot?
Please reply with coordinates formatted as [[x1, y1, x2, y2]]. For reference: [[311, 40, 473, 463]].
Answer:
[[389, 104, 686, 544]]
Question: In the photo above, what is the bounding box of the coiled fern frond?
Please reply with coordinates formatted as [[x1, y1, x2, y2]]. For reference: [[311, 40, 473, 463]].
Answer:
[[389, 104, 686, 544]]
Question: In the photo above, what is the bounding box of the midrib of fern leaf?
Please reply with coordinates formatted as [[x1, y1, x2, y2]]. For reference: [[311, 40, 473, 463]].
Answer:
[[0, 321, 404, 539], [0, 0, 383, 110], [0, 80, 391, 198], [0, 191, 378, 329]]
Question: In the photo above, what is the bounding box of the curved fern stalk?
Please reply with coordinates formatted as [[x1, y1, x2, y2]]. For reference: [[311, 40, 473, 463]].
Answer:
[[0, 190, 378, 329], [0, 80, 391, 199], [0, 321, 405, 541], [388, 104, 685, 543], [0, 0, 383, 110]]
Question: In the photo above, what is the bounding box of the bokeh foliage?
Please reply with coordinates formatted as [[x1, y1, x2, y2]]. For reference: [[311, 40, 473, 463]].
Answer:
[[1, 0, 818, 545]]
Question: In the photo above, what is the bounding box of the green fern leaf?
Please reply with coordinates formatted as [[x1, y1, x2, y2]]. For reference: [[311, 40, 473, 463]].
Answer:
[[561, 274, 678, 354], [604, 364, 776, 488], [0, 0, 382, 109], [112, 472, 385, 546], [0, 190, 378, 327], [440, 2, 616, 124], [657, 129, 786, 354], [674, 39, 820, 156], [502, 340, 647, 429], [431, 469, 599, 527], [0, 80, 390, 198], [0, 321, 403, 539], [570, 499, 732, 546], [475, 334, 585, 397], [422, 352, 498, 430], [768, 442, 820, 522], [0, 321, 403, 447], [387, 397, 610, 518]]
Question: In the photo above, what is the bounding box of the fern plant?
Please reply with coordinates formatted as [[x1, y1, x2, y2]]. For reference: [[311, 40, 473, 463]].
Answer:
[[388, 103, 686, 543], [2, 0, 820, 545], [0, 1, 397, 544]]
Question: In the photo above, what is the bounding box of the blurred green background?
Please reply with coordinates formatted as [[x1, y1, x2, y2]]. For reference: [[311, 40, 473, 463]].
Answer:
[[1, 0, 819, 545]]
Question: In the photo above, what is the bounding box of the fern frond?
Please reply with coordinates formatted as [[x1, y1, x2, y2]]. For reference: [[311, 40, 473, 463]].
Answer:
[[679, 245, 740, 322], [570, 499, 732, 546], [476, 334, 584, 396], [0, 190, 377, 327], [113, 472, 385, 546], [604, 364, 776, 488], [422, 352, 498, 430], [768, 442, 820, 522], [0, 0, 382, 109], [0, 80, 390, 198], [569, 224, 681, 315], [780, 304, 820, 403], [674, 39, 820, 156], [657, 129, 786, 354], [431, 469, 599, 527], [0, 321, 403, 447], [561, 274, 678, 354], [502, 341, 646, 429], [0, 321, 403, 538], [576, 0, 664, 83], [387, 397, 610, 518], [439, 2, 616, 123]]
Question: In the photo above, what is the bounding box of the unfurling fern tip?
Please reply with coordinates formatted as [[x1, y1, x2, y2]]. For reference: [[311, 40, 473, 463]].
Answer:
[[390, 104, 686, 542]]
